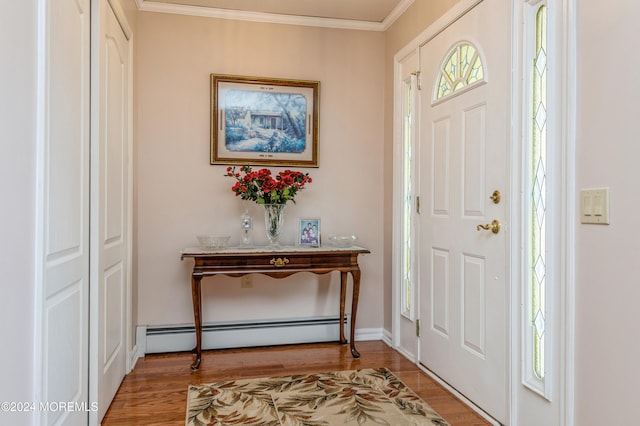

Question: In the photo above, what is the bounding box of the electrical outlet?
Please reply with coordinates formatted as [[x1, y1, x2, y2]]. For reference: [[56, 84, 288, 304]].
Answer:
[[241, 275, 253, 288]]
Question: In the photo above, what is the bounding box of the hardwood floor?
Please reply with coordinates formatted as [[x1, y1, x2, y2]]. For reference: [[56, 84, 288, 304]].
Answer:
[[102, 341, 491, 425]]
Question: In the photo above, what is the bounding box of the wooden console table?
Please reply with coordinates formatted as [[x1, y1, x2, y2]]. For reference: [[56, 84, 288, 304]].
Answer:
[[181, 246, 370, 370]]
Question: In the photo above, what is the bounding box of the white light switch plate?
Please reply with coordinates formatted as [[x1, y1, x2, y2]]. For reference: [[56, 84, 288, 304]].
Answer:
[[580, 188, 610, 224]]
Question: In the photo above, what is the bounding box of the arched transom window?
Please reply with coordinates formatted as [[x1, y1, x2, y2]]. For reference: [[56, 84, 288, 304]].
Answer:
[[434, 42, 485, 101]]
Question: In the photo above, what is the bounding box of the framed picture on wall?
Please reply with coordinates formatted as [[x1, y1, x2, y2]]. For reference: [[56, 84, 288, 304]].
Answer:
[[298, 218, 321, 247], [210, 74, 320, 167]]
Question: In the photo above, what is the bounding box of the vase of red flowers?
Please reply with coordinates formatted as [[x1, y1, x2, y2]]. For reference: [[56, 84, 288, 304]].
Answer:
[[225, 166, 312, 246]]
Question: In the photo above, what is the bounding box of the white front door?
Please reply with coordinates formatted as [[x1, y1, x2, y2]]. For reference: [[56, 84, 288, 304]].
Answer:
[[418, 0, 510, 423], [92, 0, 131, 421], [39, 0, 91, 424]]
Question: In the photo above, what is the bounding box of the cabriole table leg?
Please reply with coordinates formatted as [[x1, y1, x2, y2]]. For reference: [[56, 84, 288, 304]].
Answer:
[[190, 274, 203, 370], [339, 271, 347, 345], [350, 268, 361, 358]]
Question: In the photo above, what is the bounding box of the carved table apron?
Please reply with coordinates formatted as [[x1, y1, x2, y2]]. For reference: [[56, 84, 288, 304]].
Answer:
[[181, 246, 370, 370]]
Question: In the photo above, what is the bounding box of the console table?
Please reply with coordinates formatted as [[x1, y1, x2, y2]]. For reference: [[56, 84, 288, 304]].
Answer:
[[181, 245, 370, 370]]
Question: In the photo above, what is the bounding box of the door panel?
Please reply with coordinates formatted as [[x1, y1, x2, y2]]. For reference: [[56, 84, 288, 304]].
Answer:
[[431, 248, 449, 336], [462, 254, 485, 356], [432, 118, 450, 215], [418, 0, 510, 423], [104, 265, 124, 366], [463, 104, 486, 215]]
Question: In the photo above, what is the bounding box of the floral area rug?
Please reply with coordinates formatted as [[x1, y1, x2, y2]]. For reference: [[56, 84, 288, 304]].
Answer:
[[186, 367, 450, 425]]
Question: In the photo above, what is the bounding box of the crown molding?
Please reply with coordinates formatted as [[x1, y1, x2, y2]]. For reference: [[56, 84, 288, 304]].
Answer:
[[135, 0, 414, 31], [382, 0, 414, 31]]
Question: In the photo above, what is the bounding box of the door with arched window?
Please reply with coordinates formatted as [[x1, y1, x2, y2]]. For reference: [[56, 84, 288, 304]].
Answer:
[[417, 0, 510, 422]]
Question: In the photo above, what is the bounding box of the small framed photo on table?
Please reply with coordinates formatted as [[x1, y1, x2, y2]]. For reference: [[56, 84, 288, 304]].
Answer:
[[298, 218, 321, 246]]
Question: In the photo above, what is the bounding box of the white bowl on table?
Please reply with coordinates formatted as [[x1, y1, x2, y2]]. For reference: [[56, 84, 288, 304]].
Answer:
[[327, 234, 358, 248], [197, 235, 230, 249]]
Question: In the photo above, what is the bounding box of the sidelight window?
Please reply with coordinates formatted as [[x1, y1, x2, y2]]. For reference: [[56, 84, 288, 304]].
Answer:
[[524, 1, 552, 397], [530, 4, 548, 381], [401, 75, 416, 319]]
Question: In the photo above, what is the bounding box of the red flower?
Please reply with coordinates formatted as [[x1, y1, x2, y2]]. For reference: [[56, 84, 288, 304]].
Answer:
[[224, 165, 312, 205]]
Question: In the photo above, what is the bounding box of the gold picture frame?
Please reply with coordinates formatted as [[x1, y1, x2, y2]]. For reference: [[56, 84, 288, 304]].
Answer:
[[210, 74, 320, 167]]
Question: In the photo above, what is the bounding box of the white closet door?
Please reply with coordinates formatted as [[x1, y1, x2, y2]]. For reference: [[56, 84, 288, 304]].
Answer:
[[92, 0, 131, 421], [39, 0, 91, 424]]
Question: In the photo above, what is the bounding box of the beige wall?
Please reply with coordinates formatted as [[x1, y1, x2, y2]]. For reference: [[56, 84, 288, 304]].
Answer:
[[135, 12, 385, 328], [575, 1, 640, 423]]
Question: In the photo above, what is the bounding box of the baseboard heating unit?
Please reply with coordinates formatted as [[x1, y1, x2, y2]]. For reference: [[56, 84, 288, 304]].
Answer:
[[138, 315, 349, 355]]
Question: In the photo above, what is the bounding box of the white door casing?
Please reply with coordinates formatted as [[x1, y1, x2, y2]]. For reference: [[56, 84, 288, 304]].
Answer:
[[418, 0, 510, 423], [392, 48, 421, 358], [90, 0, 132, 421], [36, 0, 91, 424]]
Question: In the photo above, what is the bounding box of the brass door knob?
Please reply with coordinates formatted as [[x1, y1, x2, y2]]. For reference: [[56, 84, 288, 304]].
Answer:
[[476, 219, 501, 234]]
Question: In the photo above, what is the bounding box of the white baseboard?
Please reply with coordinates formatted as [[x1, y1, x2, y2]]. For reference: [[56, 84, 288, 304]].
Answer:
[[136, 326, 147, 359], [381, 328, 393, 347], [128, 345, 139, 373], [138, 316, 384, 355], [393, 344, 417, 363], [354, 327, 384, 342]]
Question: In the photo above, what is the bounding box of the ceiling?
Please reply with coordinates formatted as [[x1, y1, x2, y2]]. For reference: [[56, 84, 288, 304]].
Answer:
[[135, 0, 414, 30]]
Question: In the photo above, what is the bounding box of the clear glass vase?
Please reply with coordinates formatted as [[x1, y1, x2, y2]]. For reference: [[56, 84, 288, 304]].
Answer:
[[263, 204, 286, 247]]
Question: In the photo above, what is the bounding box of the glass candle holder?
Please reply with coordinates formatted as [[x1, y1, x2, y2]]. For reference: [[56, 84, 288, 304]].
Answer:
[[240, 209, 253, 247]]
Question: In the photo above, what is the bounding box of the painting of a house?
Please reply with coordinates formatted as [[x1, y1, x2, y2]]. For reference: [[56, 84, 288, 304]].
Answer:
[[223, 89, 307, 153], [211, 75, 319, 166]]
